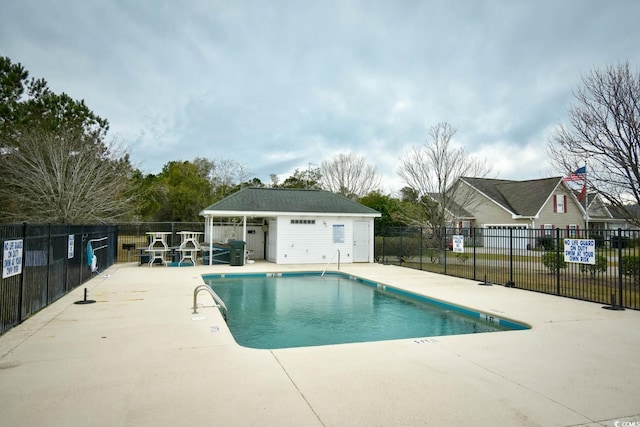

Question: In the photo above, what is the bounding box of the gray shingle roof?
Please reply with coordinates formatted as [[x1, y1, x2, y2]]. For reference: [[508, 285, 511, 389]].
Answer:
[[201, 187, 381, 216], [461, 177, 562, 216]]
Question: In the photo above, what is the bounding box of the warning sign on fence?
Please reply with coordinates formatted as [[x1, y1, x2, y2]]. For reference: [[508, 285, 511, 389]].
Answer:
[[563, 239, 596, 265], [3, 239, 23, 278], [452, 235, 464, 253]]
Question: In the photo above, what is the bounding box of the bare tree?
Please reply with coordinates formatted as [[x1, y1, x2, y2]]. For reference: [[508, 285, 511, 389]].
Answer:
[[194, 157, 252, 199], [547, 62, 640, 225], [320, 152, 382, 198], [397, 122, 491, 227], [0, 128, 133, 223]]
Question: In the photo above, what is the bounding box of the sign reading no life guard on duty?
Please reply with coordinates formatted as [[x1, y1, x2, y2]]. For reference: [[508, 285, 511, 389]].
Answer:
[[563, 238, 596, 265], [3, 239, 24, 279]]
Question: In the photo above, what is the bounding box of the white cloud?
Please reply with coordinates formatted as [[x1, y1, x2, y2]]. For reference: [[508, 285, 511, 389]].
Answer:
[[2, 0, 640, 192]]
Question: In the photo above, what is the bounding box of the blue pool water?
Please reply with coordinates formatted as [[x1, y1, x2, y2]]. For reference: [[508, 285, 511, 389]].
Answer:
[[203, 272, 527, 349]]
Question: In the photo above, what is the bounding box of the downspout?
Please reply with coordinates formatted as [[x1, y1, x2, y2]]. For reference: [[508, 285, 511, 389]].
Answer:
[[208, 216, 213, 266]]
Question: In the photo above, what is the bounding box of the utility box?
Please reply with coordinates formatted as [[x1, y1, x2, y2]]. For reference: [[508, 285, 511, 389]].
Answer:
[[229, 240, 246, 266]]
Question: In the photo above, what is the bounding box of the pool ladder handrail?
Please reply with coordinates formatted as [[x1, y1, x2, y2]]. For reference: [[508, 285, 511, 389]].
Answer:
[[321, 249, 340, 277], [192, 284, 228, 320]]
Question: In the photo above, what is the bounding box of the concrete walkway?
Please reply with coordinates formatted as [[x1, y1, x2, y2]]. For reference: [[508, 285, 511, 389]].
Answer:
[[0, 262, 639, 427]]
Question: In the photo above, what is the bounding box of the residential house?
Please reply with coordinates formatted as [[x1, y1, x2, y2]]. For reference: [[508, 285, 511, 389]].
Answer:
[[446, 177, 622, 248]]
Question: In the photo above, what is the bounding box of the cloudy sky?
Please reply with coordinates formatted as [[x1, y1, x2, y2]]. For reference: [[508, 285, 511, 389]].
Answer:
[[2, 0, 639, 193]]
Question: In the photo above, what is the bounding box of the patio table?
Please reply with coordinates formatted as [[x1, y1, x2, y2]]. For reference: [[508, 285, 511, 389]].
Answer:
[[145, 232, 172, 267], [176, 231, 203, 266]]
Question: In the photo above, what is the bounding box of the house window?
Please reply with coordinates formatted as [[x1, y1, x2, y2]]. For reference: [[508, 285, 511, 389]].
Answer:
[[290, 219, 316, 225], [568, 224, 578, 237], [543, 224, 553, 236], [554, 195, 567, 213], [460, 220, 471, 237]]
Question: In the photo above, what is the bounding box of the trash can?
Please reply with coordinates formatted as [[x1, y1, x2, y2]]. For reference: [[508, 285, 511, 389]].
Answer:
[[229, 240, 246, 266]]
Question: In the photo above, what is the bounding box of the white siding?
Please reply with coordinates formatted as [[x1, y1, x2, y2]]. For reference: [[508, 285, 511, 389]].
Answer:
[[266, 219, 277, 263], [275, 216, 356, 264]]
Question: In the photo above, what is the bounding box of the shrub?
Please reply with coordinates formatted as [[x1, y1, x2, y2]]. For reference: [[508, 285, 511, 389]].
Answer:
[[621, 256, 640, 285], [580, 254, 608, 277], [378, 235, 421, 262], [537, 236, 555, 251], [455, 252, 469, 263], [610, 235, 630, 248], [425, 248, 440, 263], [541, 251, 567, 273], [590, 234, 605, 249]]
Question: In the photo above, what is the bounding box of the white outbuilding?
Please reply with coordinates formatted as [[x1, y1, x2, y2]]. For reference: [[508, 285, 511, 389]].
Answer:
[[199, 187, 381, 265]]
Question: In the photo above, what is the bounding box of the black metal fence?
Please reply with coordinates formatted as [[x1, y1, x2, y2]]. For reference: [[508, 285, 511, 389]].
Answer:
[[4, 222, 637, 336], [1, 224, 117, 335], [376, 226, 640, 310]]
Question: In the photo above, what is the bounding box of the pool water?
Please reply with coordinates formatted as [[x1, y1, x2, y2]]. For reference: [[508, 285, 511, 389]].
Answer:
[[203, 273, 523, 349]]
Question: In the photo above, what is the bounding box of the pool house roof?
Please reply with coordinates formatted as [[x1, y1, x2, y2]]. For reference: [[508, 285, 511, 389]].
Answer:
[[200, 187, 381, 218]]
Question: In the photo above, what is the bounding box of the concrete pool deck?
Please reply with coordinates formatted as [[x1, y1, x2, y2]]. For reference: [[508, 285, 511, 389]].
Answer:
[[0, 262, 639, 427]]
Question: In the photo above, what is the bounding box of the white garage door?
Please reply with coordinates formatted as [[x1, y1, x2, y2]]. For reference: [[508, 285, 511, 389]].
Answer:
[[484, 226, 529, 249]]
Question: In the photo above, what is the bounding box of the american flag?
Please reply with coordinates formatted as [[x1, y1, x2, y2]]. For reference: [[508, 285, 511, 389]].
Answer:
[[562, 166, 586, 182]]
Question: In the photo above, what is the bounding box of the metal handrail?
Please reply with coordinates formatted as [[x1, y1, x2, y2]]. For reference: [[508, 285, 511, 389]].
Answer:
[[192, 284, 228, 320], [321, 249, 340, 277]]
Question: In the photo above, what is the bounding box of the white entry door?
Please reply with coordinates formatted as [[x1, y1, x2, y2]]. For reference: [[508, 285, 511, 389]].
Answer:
[[353, 220, 370, 262]]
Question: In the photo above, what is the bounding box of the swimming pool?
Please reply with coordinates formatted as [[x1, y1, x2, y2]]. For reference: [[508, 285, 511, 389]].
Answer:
[[202, 272, 528, 349]]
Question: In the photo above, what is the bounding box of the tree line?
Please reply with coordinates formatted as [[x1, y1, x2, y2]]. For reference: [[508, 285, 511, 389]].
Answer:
[[1, 56, 639, 227]]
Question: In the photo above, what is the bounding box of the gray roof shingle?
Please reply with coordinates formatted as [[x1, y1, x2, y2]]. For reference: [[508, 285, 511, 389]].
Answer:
[[201, 187, 381, 216], [462, 177, 562, 216]]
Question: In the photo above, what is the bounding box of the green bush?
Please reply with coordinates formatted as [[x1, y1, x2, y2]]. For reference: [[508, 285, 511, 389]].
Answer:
[[610, 235, 630, 248], [580, 254, 608, 277], [590, 234, 605, 249], [425, 248, 440, 263], [537, 236, 555, 251], [541, 251, 567, 273], [621, 256, 640, 285], [378, 235, 421, 262], [455, 252, 469, 263]]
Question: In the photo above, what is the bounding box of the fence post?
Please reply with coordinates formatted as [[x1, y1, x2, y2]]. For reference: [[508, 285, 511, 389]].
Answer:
[[616, 228, 624, 308], [64, 225, 70, 291], [472, 227, 477, 281], [506, 227, 515, 287], [443, 227, 447, 274], [618, 229, 625, 307], [79, 225, 84, 285], [400, 228, 404, 265], [46, 223, 51, 304], [381, 230, 386, 264], [18, 222, 27, 323], [419, 227, 423, 271], [555, 227, 561, 295]]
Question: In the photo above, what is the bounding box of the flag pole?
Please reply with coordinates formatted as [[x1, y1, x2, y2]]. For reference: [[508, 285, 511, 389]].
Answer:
[[584, 159, 589, 234]]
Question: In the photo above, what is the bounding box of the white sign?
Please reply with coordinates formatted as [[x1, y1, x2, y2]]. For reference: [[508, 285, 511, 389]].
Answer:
[[563, 239, 596, 265], [333, 224, 344, 243], [68, 235, 75, 259], [452, 235, 464, 253], [3, 239, 24, 278]]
